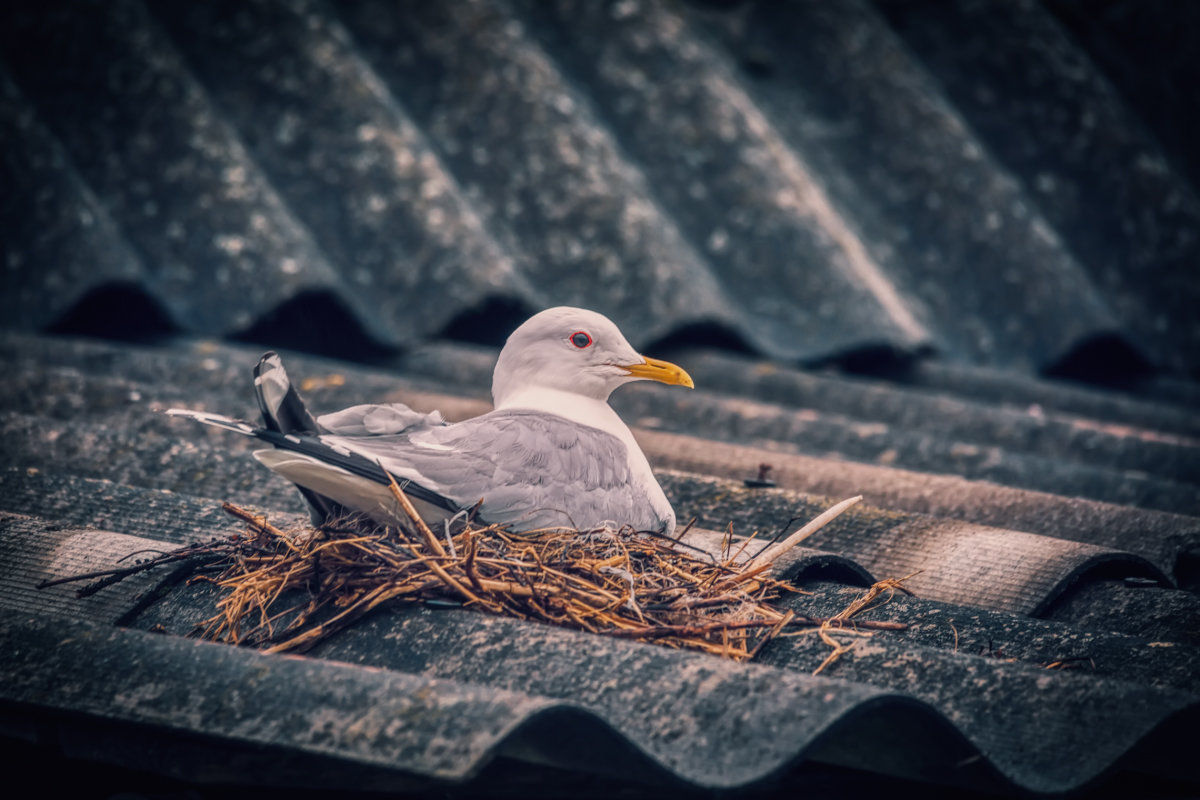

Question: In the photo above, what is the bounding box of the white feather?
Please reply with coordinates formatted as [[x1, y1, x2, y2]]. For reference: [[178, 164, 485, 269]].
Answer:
[[252, 450, 453, 527]]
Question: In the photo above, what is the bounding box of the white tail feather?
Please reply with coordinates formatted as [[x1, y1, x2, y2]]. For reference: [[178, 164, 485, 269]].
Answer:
[[252, 449, 454, 528], [165, 408, 258, 436]]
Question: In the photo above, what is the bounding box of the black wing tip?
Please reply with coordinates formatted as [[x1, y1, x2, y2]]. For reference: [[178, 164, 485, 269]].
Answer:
[[254, 351, 284, 381], [259, 433, 461, 516], [252, 350, 321, 435]]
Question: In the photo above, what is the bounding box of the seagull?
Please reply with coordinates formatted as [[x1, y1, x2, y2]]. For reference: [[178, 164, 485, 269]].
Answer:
[[168, 307, 694, 534]]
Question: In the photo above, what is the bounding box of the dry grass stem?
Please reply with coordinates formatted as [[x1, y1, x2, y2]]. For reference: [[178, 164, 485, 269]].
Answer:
[[811, 573, 917, 675], [746, 495, 863, 569]]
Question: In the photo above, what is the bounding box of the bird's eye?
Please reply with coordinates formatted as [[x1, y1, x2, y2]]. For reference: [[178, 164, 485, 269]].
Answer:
[[570, 331, 592, 349]]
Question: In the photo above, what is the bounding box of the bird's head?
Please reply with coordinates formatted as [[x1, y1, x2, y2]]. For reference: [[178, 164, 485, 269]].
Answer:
[[492, 307, 694, 406]]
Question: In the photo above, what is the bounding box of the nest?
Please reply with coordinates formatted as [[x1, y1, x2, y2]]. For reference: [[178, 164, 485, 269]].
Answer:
[[44, 477, 907, 667], [203, 477, 905, 664]]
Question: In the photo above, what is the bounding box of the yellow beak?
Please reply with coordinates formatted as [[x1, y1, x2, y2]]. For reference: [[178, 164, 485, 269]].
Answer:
[[620, 356, 694, 388]]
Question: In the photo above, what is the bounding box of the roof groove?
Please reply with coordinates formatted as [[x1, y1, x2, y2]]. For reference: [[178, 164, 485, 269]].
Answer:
[[0, 69, 153, 331], [335, 0, 737, 349], [1, 0, 355, 333], [150, 0, 533, 346], [527, 0, 933, 350], [875, 0, 1200, 374], [2, 549, 1194, 795], [687, 0, 1131, 372]]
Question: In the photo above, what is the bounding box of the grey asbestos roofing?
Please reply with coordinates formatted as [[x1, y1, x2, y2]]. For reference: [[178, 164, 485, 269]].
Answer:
[[1, 333, 1198, 796], [3, 0, 1198, 374], [1, 0, 1198, 796]]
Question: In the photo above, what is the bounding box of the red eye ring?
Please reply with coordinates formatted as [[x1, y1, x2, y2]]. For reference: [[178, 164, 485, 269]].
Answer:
[[570, 331, 592, 349]]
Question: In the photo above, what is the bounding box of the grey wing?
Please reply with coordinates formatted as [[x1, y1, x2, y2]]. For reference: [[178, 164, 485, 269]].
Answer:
[[317, 403, 446, 435], [323, 411, 655, 531]]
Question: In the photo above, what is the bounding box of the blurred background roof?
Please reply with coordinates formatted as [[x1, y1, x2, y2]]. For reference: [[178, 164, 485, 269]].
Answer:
[[1, 0, 1197, 797]]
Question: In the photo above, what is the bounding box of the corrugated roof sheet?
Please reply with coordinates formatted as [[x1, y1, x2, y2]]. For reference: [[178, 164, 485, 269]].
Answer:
[[2, 333, 1197, 796], [3, 0, 1197, 374], [1, 0, 1198, 796]]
